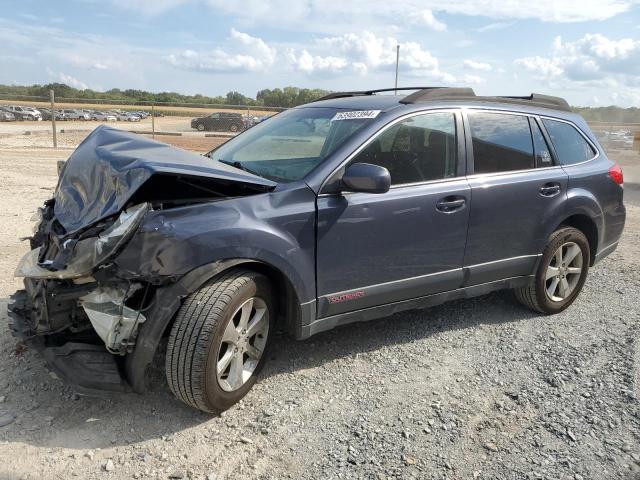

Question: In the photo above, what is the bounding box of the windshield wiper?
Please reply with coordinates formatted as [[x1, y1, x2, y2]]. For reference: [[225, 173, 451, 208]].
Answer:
[[218, 159, 262, 177]]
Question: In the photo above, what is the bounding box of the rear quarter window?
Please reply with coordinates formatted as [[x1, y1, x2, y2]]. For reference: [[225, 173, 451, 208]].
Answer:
[[542, 119, 596, 165]]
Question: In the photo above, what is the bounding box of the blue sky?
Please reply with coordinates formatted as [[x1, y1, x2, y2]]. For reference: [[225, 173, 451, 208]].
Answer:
[[1, 0, 640, 106]]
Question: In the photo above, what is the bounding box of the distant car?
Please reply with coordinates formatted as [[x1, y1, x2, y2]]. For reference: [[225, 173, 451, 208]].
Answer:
[[92, 111, 117, 121], [0, 106, 17, 121], [5, 105, 42, 121], [609, 130, 635, 149], [62, 109, 91, 121], [132, 111, 150, 119], [39, 108, 66, 121], [116, 112, 141, 122], [0, 110, 15, 121], [191, 112, 244, 132]]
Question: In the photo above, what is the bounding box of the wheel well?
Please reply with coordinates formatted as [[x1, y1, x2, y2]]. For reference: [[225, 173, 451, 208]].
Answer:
[[558, 215, 598, 265], [214, 261, 301, 335]]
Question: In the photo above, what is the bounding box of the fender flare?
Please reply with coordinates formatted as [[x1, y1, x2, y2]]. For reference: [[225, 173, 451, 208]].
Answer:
[[124, 258, 305, 393]]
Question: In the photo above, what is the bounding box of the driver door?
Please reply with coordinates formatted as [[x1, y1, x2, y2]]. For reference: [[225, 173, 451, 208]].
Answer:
[[316, 111, 471, 317]]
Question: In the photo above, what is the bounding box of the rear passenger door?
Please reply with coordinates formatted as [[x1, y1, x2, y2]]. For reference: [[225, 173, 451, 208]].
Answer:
[[462, 110, 568, 285]]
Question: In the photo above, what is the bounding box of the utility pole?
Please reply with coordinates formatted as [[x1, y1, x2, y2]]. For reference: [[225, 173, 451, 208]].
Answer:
[[50, 89, 57, 148], [394, 45, 400, 93], [151, 103, 155, 139]]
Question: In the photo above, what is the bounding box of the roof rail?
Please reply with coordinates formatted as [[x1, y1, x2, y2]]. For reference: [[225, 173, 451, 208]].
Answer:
[[496, 94, 571, 112], [312, 87, 437, 102], [313, 87, 572, 112], [400, 87, 571, 112], [400, 87, 476, 104]]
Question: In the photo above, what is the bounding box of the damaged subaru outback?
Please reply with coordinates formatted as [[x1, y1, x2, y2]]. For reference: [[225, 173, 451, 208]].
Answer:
[[9, 88, 625, 413]]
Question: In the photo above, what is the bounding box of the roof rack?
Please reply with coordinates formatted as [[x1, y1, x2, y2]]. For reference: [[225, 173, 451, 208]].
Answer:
[[313, 87, 571, 112], [312, 87, 436, 102], [400, 88, 571, 112]]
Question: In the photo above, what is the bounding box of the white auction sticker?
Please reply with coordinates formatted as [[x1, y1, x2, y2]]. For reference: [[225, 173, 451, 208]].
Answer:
[[331, 110, 381, 121]]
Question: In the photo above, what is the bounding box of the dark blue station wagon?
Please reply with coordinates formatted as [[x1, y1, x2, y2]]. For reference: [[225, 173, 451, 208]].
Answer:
[[9, 87, 626, 412]]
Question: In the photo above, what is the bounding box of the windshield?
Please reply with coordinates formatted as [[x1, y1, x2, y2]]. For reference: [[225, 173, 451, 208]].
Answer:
[[206, 107, 377, 182]]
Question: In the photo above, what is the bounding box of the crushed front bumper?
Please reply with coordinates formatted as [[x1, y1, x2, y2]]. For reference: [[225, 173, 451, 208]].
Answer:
[[8, 290, 130, 395]]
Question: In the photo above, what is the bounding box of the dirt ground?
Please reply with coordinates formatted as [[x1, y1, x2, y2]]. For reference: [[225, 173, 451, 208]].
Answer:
[[0, 133, 638, 479]]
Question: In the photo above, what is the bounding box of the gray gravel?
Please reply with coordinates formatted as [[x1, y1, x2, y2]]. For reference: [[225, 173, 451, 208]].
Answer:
[[0, 147, 638, 479]]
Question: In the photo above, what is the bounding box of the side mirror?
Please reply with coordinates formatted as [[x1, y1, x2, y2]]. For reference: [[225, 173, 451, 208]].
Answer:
[[341, 162, 391, 194]]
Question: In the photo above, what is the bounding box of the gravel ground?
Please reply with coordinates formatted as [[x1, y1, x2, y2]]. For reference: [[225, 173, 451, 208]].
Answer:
[[0, 144, 638, 480]]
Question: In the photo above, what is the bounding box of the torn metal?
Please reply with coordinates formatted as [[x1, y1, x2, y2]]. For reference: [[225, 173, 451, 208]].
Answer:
[[15, 203, 149, 279], [80, 286, 146, 354]]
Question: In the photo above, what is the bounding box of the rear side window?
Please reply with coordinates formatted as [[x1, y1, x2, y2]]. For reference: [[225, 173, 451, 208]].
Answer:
[[352, 112, 457, 185], [542, 119, 596, 165], [468, 112, 534, 173]]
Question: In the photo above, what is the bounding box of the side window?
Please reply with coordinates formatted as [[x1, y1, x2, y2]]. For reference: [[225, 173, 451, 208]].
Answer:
[[210, 113, 220, 119], [352, 112, 457, 185], [468, 112, 534, 174], [531, 118, 553, 168], [542, 119, 596, 165]]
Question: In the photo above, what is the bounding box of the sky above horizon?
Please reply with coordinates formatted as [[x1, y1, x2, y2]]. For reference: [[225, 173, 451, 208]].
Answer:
[[1, 0, 640, 106]]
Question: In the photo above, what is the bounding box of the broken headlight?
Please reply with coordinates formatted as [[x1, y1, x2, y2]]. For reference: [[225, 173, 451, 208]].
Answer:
[[15, 203, 150, 279]]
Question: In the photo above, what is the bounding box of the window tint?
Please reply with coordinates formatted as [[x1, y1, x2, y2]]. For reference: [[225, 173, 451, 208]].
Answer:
[[531, 119, 553, 167], [469, 112, 534, 173], [542, 119, 595, 165], [351, 112, 457, 185]]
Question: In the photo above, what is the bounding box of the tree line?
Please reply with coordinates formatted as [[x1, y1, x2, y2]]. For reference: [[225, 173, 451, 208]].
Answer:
[[0, 83, 331, 109], [0, 83, 639, 121]]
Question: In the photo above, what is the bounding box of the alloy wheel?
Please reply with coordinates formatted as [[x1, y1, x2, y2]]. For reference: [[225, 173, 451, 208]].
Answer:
[[545, 241, 584, 302], [216, 297, 269, 392]]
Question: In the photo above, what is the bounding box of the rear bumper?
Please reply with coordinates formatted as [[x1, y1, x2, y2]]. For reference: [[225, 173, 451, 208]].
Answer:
[[7, 290, 130, 395]]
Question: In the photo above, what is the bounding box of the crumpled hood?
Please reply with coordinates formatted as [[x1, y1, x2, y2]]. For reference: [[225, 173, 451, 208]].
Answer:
[[54, 125, 276, 233]]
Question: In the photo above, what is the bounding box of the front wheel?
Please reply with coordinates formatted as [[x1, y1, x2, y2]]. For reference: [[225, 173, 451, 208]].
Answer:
[[515, 227, 590, 314], [166, 269, 273, 412]]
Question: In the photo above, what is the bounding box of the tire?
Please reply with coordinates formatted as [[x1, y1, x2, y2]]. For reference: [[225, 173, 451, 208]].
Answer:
[[229, 124, 239, 132], [515, 227, 590, 314], [196, 123, 205, 131], [166, 269, 274, 412]]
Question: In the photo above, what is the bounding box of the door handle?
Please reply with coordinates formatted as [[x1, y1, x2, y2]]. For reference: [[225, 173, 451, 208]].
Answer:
[[436, 196, 466, 213], [539, 183, 561, 197]]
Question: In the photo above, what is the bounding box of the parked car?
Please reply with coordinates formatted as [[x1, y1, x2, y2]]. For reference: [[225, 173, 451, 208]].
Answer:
[[92, 111, 117, 121], [39, 107, 66, 121], [8, 87, 626, 413], [62, 109, 91, 121], [0, 109, 15, 121], [5, 105, 42, 121], [191, 111, 244, 132], [116, 112, 141, 122], [608, 130, 635, 149]]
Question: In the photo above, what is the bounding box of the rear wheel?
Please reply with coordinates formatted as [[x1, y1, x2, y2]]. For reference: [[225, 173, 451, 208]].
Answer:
[[515, 227, 590, 314], [229, 124, 239, 132], [196, 123, 205, 131], [166, 269, 273, 412]]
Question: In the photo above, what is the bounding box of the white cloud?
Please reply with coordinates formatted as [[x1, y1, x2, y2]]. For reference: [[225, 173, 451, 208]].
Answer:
[[125, 0, 640, 24], [476, 21, 513, 33], [286, 50, 349, 74], [515, 33, 640, 85], [413, 9, 447, 31], [463, 74, 486, 84], [463, 60, 492, 71], [46, 68, 90, 89], [167, 29, 276, 73], [314, 31, 453, 81]]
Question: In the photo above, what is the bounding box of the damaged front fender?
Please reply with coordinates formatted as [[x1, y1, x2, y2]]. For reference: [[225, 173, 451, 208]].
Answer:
[[15, 203, 149, 279]]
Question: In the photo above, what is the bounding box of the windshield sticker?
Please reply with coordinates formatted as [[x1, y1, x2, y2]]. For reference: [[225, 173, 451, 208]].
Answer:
[[331, 110, 381, 122]]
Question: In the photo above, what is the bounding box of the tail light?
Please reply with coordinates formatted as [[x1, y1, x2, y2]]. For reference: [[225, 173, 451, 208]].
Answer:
[[608, 164, 623, 185]]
